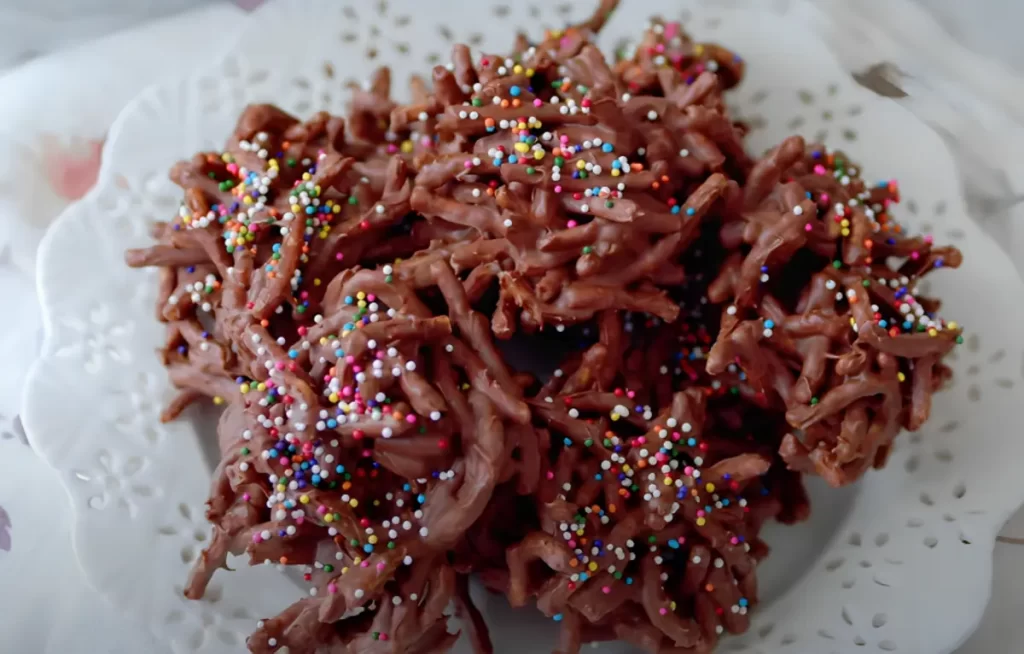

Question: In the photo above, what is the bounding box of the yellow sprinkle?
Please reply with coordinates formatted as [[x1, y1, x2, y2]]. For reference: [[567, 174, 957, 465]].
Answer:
[[695, 45, 705, 55], [324, 514, 334, 523], [291, 204, 301, 213], [513, 64, 524, 74], [948, 321, 959, 330], [357, 300, 367, 309], [576, 529, 585, 537], [533, 150, 545, 160], [622, 464, 632, 474], [314, 185, 321, 194], [349, 499, 359, 508], [314, 278, 322, 287], [319, 337, 329, 345], [611, 168, 621, 177], [897, 372, 906, 382], [928, 328, 938, 337], [517, 121, 527, 130], [705, 483, 716, 493], [588, 562, 599, 572], [526, 68, 535, 77], [329, 393, 339, 403], [368, 535, 379, 544], [213, 396, 224, 405], [373, 499, 381, 506], [356, 291, 366, 300], [257, 383, 267, 392], [239, 383, 250, 394], [849, 317, 856, 326], [299, 495, 310, 504], [841, 229, 851, 237], [663, 477, 673, 486], [696, 517, 707, 527], [245, 232, 255, 242], [514, 142, 530, 153], [341, 566, 349, 574], [341, 329, 351, 338], [400, 140, 414, 153], [840, 219, 850, 227], [333, 204, 341, 214], [610, 413, 620, 422], [220, 153, 232, 162], [576, 159, 586, 170], [353, 557, 362, 565], [302, 172, 312, 181]]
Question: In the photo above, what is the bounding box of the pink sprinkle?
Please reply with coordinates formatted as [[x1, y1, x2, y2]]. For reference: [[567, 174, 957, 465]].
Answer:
[[910, 251, 920, 260], [226, 163, 239, 174], [252, 534, 263, 543], [295, 516, 304, 525], [567, 219, 577, 228], [387, 144, 398, 154], [820, 193, 830, 203], [377, 562, 386, 571], [637, 437, 647, 445], [367, 294, 376, 302], [665, 22, 680, 39], [375, 351, 385, 359], [659, 608, 668, 615], [242, 493, 251, 502], [684, 466, 694, 475], [805, 223, 813, 232], [278, 457, 289, 466], [655, 44, 665, 53], [602, 586, 611, 594], [814, 164, 827, 175], [626, 391, 635, 399], [672, 432, 681, 441], [342, 386, 353, 396], [345, 355, 355, 364], [361, 560, 370, 568], [464, 160, 473, 169], [352, 365, 363, 373], [327, 583, 338, 594], [568, 540, 577, 548], [730, 537, 739, 545], [533, 98, 543, 107], [696, 510, 706, 518], [317, 504, 328, 514], [405, 414, 417, 424], [924, 235, 934, 244], [554, 185, 563, 193], [421, 136, 432, 147], [335, 252, 344, 261], [559, 134, 569, 143], [546, 471, 555, 480], [275, 361, 285, 370]]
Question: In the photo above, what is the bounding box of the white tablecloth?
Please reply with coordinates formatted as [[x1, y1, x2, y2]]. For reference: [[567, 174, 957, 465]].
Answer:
[[0, 2, 1022, 653]]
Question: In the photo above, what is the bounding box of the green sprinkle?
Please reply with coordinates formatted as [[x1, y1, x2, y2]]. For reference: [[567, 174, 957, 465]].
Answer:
[[955, 335, 964, 344], [348, 196, 358, 205], [605, 200, 614, 208], [384, 275, 394, 283], [526, 166, 536, 175], [862, 279, 871, 287], [832, 260, 842, 269], [324, 564, 334, 573], [584, 439, 593, 447], [810, 397, 819, 405], [582, 246, 593, 254], [286, 158, 296, 167], [240, 447, 250, 456], [554, 156, 565, 167]]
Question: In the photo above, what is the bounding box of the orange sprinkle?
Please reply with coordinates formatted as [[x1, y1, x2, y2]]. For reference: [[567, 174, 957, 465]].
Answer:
[[630, 163, 643, 172], [660, 175, 669, 182], [260, 319, 269, 327], [342, 482, 352, 491], [863, 239, 873, 249], [500, 99, 509, 108], [608, 504, 617, 513], [279, 556, 289, 564], [651, 182, 660, 190], [512, 98, 521, 108], [705, 584, 715, 592], [569, 559, 579, 568]]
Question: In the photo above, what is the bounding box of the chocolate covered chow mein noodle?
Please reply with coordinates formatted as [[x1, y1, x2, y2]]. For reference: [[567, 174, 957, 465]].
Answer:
[[705, 136, 962, 486], [121, 0, 962, 651]]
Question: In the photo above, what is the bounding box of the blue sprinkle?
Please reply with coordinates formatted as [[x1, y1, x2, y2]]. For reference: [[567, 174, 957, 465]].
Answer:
[[335, 349, 345, 357], [492, 158, 502, 166], [327, 419, 338, 429], [601, 143, 614, 153], [668, 539, 680, 549], [879, 320, 888, 328], [344, 296, 354, 305], [625, 577, 634, 585], [417, 494, 426, 504], [268, 449, 279, 458], [579, 573, 589, 581], [611, 160, 622, 169], [764, 319, 775, 329], [685, 207, 695, 216], [671, 206, 680, 214], [687, 438, 697, 447], [312, 475, 321, 484], [564, 437, 572, 447], [363, 544, 374, 553], [739, 598, 749, 607], [508, 155, 518, 164], [510, 85, 521, 97], [403, 484, 412, 491], [553, 614, 563, 622], [288, 349, 299, 359]]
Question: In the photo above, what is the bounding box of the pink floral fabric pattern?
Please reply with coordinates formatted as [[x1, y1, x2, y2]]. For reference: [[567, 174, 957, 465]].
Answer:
[[38, 133, 104, 202]]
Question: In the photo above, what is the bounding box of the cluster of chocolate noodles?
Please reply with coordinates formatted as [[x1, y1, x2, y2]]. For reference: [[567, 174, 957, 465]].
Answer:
[[704, 137, 962, 486], [124, 1, 962, 652]]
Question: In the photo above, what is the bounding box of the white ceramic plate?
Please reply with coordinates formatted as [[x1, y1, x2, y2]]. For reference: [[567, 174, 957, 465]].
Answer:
[[23, 1, 1024, 652]]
